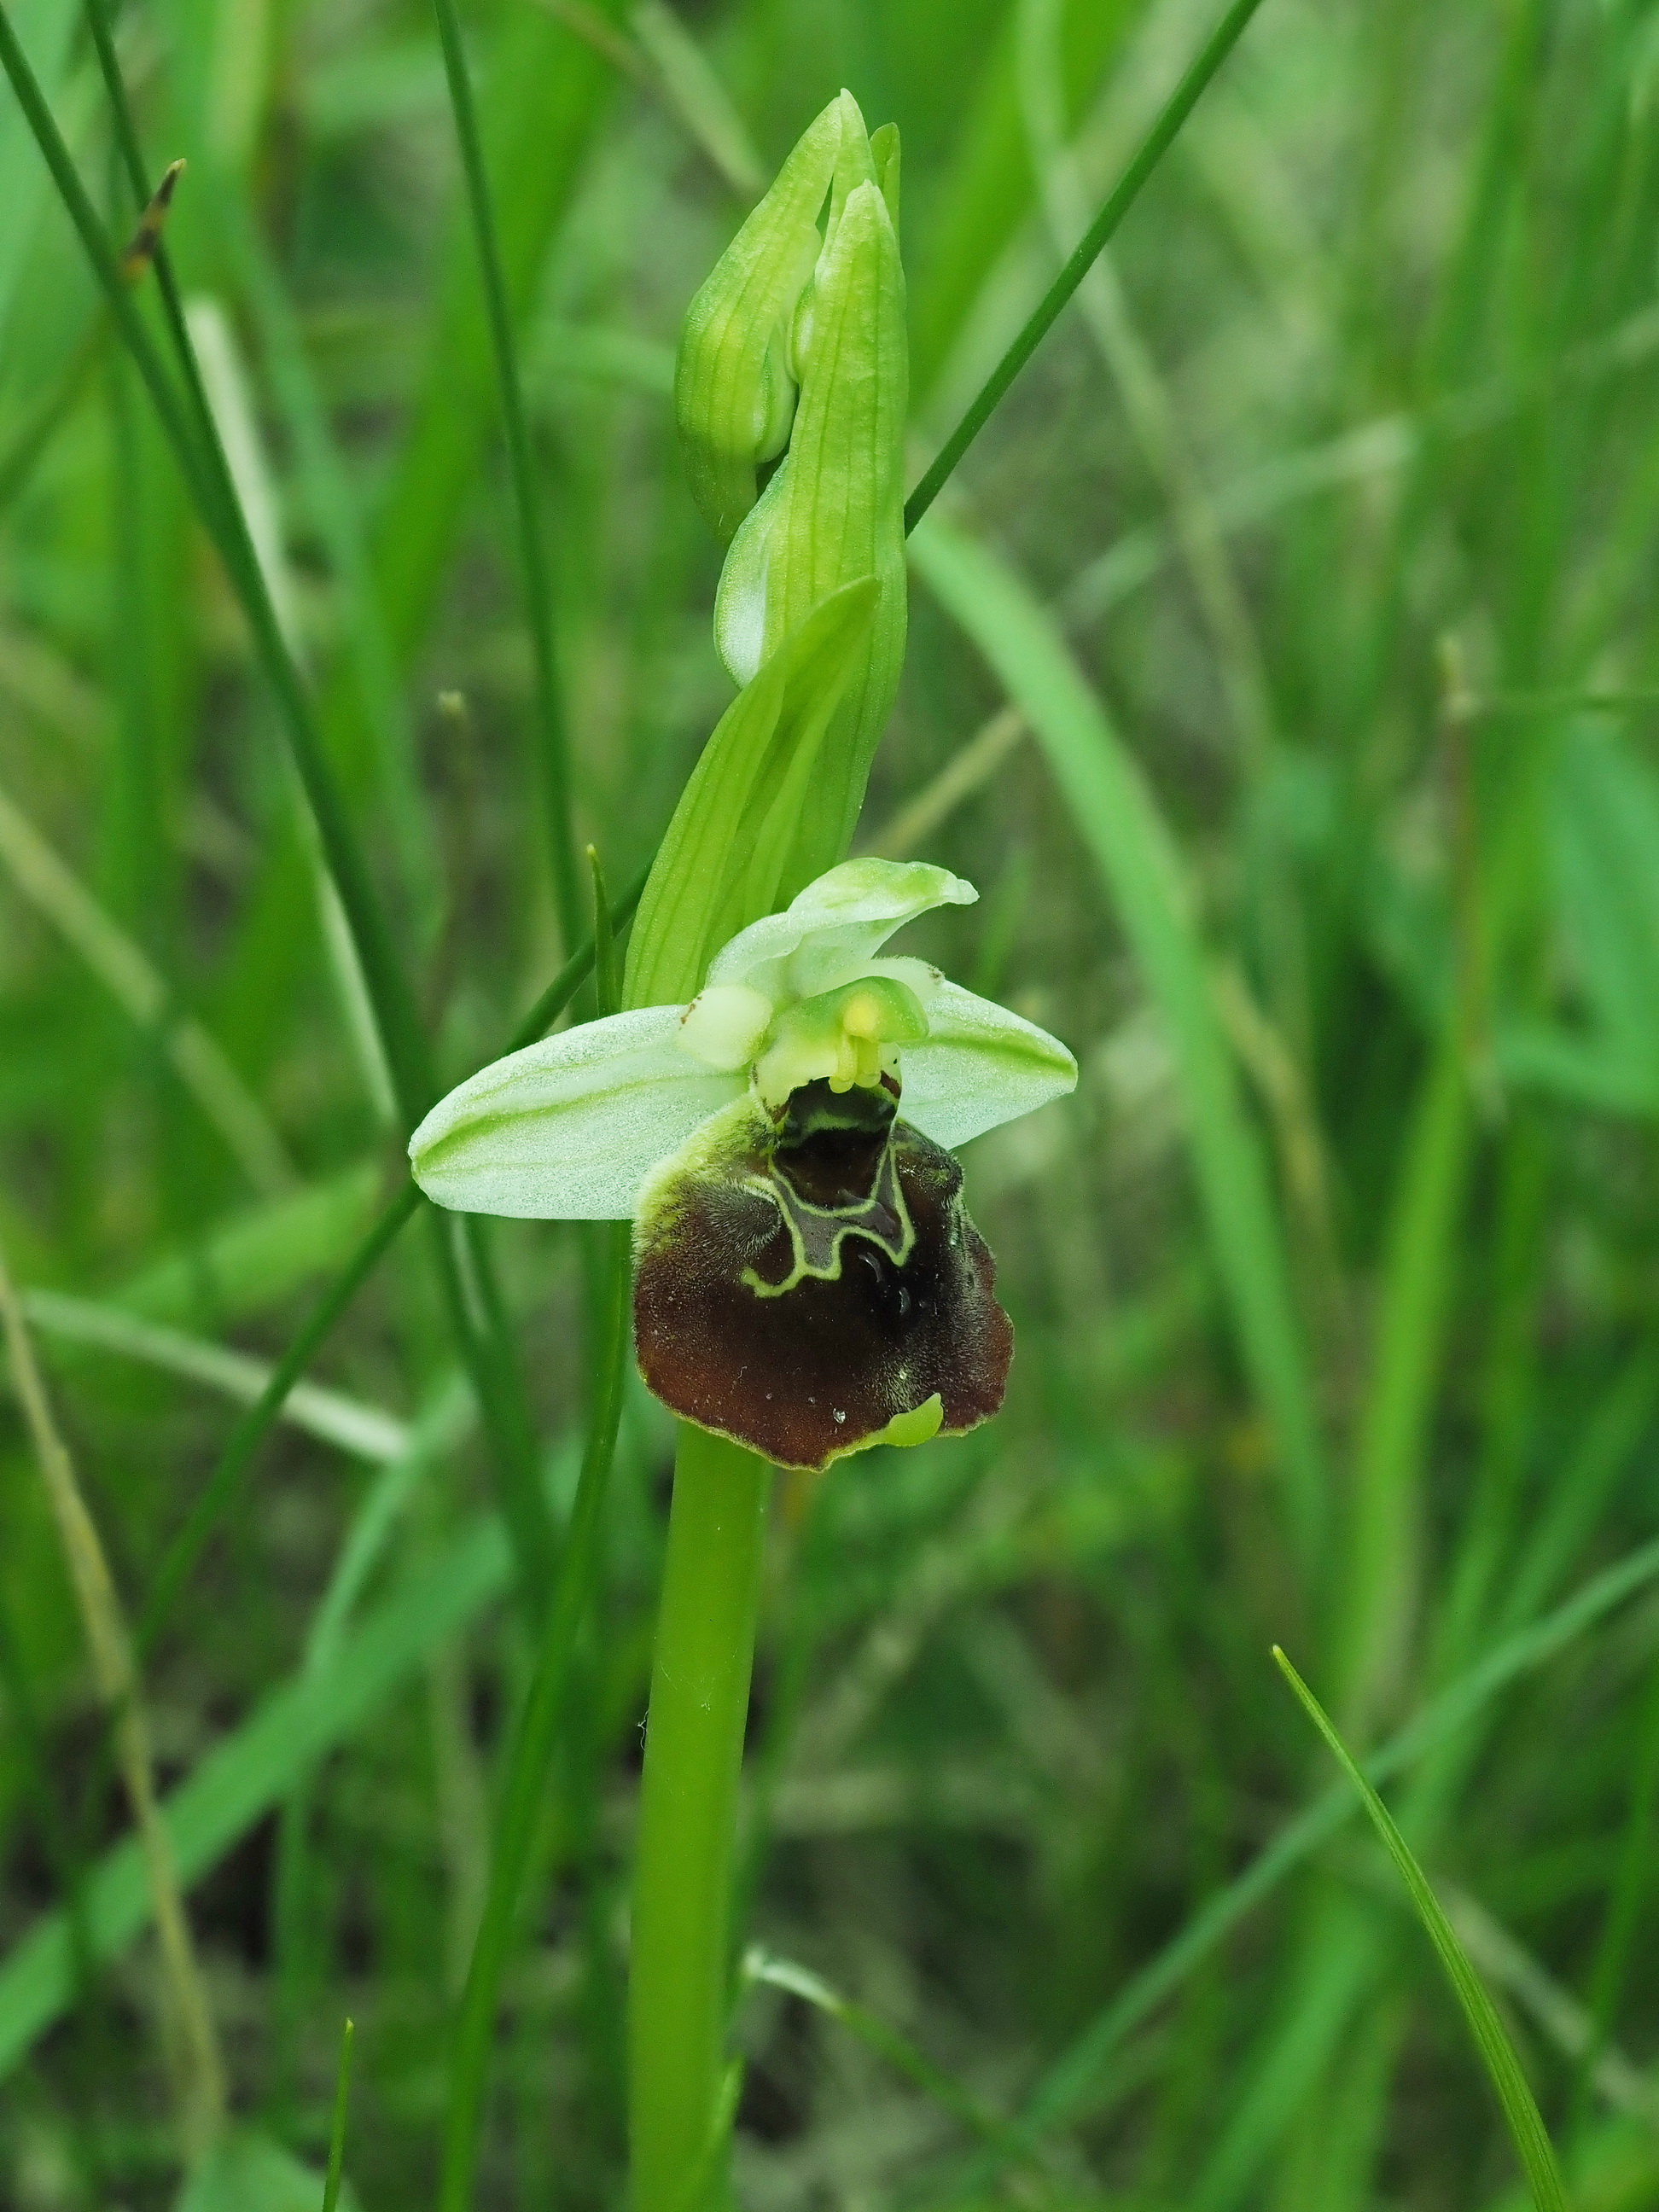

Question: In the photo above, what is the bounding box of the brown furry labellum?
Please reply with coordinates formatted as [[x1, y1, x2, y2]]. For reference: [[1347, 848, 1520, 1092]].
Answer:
[[632, 1076, 1012, 1471]]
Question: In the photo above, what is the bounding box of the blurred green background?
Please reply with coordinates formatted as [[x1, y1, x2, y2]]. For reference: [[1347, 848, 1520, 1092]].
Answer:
[[4, 0, 1659, 2204]]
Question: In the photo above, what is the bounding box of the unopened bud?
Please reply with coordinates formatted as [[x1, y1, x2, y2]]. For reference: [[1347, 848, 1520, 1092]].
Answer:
[[712, 155, 907, 896], [674, 94, 851, 545]]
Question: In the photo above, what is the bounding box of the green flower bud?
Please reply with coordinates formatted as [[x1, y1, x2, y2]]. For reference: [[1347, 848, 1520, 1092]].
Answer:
[[673, 93, 847, 546], [712, 111, 907, 894]]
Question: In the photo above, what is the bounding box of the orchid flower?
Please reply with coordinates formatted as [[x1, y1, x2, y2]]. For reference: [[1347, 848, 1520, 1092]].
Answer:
[[410, 858, 1075, 1470]]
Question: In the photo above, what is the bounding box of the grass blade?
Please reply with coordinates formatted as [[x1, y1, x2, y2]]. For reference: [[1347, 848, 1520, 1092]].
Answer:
[[0, 1228, 226, 2157], [437, 856, 632, 2210], [941, 1528, 1659, 2194], [0, 776, 296, 1194], [903, 0, 1270, 533], [20, 1289, 410, 1463], [911, 515, 1327, 1567], [135, 1183, 421, 1660], [1272, 1646, 1569, 2212], [430, 0, 580, 948], [0, 1511, 514, 2079], [743, 1947, 1010, 2146], [436, 1220, 631, 2210]]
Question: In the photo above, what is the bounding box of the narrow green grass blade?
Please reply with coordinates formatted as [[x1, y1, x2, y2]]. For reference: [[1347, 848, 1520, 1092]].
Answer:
[[911, 515, 1326, 1566], [429, 0, 580, 948], [903, 0, 1270, 532], [1331, 1039, 1472, 1721], [321, 2017, 353, 2212], [0, 6, 434, 1123], [20, 1289, 409, 1462], [942, 1528, 1659, 2192], [0, 0, 75, 346], [743, 1948, 1010, 2146], [132, 1183, 419, 1657], [361, 5, 616, 669], [80, 0, 231, 544], [629, 0, 763, 199], [1272, 1647, 1569, 2212], [0, 1512, 515, 2078], [218, 181, 438, 933]]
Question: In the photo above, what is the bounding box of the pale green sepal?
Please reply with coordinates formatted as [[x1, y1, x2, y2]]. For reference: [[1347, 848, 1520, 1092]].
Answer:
[[707, 857, 975, 1004], [896, 980, 1078, 1150], [624, 579, 880, 1011], [673, 92, 848, 544], [407, 1008, 742, 1220], [713, 170, 908, 889]]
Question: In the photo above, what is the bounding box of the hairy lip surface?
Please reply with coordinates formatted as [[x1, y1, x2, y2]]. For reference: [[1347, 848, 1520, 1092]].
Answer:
[[633, 1084, 1011, 1470]]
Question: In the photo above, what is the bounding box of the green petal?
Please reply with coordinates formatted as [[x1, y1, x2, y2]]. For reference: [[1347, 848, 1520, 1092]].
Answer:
[[407, 1009, 742, 1220], [707, 857, 975, 1003], [896, 981, 1078, 1150]]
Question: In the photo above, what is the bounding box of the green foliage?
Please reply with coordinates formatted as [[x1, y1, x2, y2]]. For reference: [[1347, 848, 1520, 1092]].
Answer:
[[1274, 1647, 1567, 2212]]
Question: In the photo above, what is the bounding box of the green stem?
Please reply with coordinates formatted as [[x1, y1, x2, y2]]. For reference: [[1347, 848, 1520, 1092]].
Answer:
[[81, 0, 226, 510], [629, 1424, 771, 2212], [322, 2015, 354, 2212], [430, 0, 581, 950], [902, 0, 1268, 535]]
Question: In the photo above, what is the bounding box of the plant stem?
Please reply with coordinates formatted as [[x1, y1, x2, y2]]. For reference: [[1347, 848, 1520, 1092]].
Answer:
[[629, 1424, 771, 2212], [902, 0, 1269, 535], [81, 0, 224, 504], [431, 0, 582, 950]]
